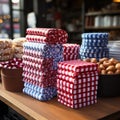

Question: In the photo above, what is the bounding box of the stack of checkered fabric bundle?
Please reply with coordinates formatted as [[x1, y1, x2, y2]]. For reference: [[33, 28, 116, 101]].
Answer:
[[57, 59, 99, 108], [80, 33, 109, 60], [22, 28, 68, 101]]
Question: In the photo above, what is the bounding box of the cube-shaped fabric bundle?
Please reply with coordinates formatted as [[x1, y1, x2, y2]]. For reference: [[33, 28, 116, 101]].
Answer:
[[26, 28, 68, 44], [63, 43, 80, 61], [57, 59, 99, 108]]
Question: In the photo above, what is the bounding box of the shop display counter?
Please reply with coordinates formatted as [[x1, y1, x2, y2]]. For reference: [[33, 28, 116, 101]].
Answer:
[[0, 83, 120, 120]]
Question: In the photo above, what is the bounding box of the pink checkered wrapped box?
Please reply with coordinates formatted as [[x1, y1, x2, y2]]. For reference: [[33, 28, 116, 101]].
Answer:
[[57, 60, 99, 109]]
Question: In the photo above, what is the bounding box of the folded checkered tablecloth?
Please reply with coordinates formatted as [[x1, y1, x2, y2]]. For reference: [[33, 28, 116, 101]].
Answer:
[[23, 70, 57, 87], [80, 33, 109, 60], [26, 28, 68, 44], [63, 43, 80, 61], [23, 42, 63, 70], [23, 82, 57, 101]]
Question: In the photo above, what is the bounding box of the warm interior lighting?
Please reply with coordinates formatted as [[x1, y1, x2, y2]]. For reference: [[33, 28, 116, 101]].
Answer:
[[0, 19, 3, 24], [12, 0, 19, 3], [113, 0, 120, 2]]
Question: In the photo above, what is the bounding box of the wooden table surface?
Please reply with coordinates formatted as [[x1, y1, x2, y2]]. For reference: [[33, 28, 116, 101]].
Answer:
[[0, 83, 120, 120]]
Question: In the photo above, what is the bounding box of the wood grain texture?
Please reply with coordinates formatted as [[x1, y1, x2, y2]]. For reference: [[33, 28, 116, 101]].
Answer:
[[0, 83, 120, 120]]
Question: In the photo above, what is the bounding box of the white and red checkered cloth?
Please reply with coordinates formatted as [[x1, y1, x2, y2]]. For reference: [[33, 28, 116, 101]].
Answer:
[[23, 69, 57, 88], [63, 43, 80, 61], [23, 28, 69, 101], [57, 59, 99, 108], [0, 58, 23, 69], [23, 28, 83, 102], [26, 28, 68, 44]]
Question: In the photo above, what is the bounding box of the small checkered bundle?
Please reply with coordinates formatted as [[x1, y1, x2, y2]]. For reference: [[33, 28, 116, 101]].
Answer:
[[80, 33, 109, 60], [63, 43, 80, 61], [57, 59, 99, 108]]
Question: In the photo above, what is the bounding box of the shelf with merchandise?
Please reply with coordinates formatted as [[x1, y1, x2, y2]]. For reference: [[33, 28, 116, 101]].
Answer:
[[85, 10, 120, 16], [85, 26, 120, 30], [84, 1, 120, 33]]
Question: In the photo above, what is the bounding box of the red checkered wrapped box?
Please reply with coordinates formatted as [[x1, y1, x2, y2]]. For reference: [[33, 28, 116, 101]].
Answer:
[[57, 74, 98, 97], [57, 82, 98, 108], [57, 69, 99, 78], [26, 28, 68, 44], [58, 94, 97, 109], [57, 60, 99, 108], [58, 60, 98, 75], [63, 43, 80, 61], [57, 73, 98, 88]]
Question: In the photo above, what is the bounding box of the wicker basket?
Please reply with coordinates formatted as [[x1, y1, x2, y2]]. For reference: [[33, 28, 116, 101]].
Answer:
[[1, 68, 24, 92]]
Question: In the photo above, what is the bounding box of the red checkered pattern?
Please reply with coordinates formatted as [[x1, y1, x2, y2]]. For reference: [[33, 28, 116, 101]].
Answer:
[[58, 60, 98, 73], [23, 70, 57, 87], [23, 49, 43, 58], [63, 43, 80, 53], [57, 70, 99, 78], [63, 43, 80, 61], [26, 28, 68, 44], [57, 73, 98, 85], [23, 55, 53, 71], [0, 58, 23, 69], [58, 96, 97, 109], [22, 53, 57, 87], [57, 60, 99, 108], [26, 35, 67, 44]]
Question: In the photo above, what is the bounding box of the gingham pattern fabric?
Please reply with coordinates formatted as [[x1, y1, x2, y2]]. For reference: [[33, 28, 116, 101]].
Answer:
[[80, 33, 109, 60], [23, 56, 53, 71], [23, 82, 57, 101], [23, 42, 63, 70], [63, 43, 80, 61], [81, 33, 108, 39], [58, 95, 97, 109], [23, 70, 57, 88], [23, 28, 68, 101], [0, 58, 23, 69], [57, 60, 99, 108], [57, 60, 98, 74], [26, 28, 68, 44]]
